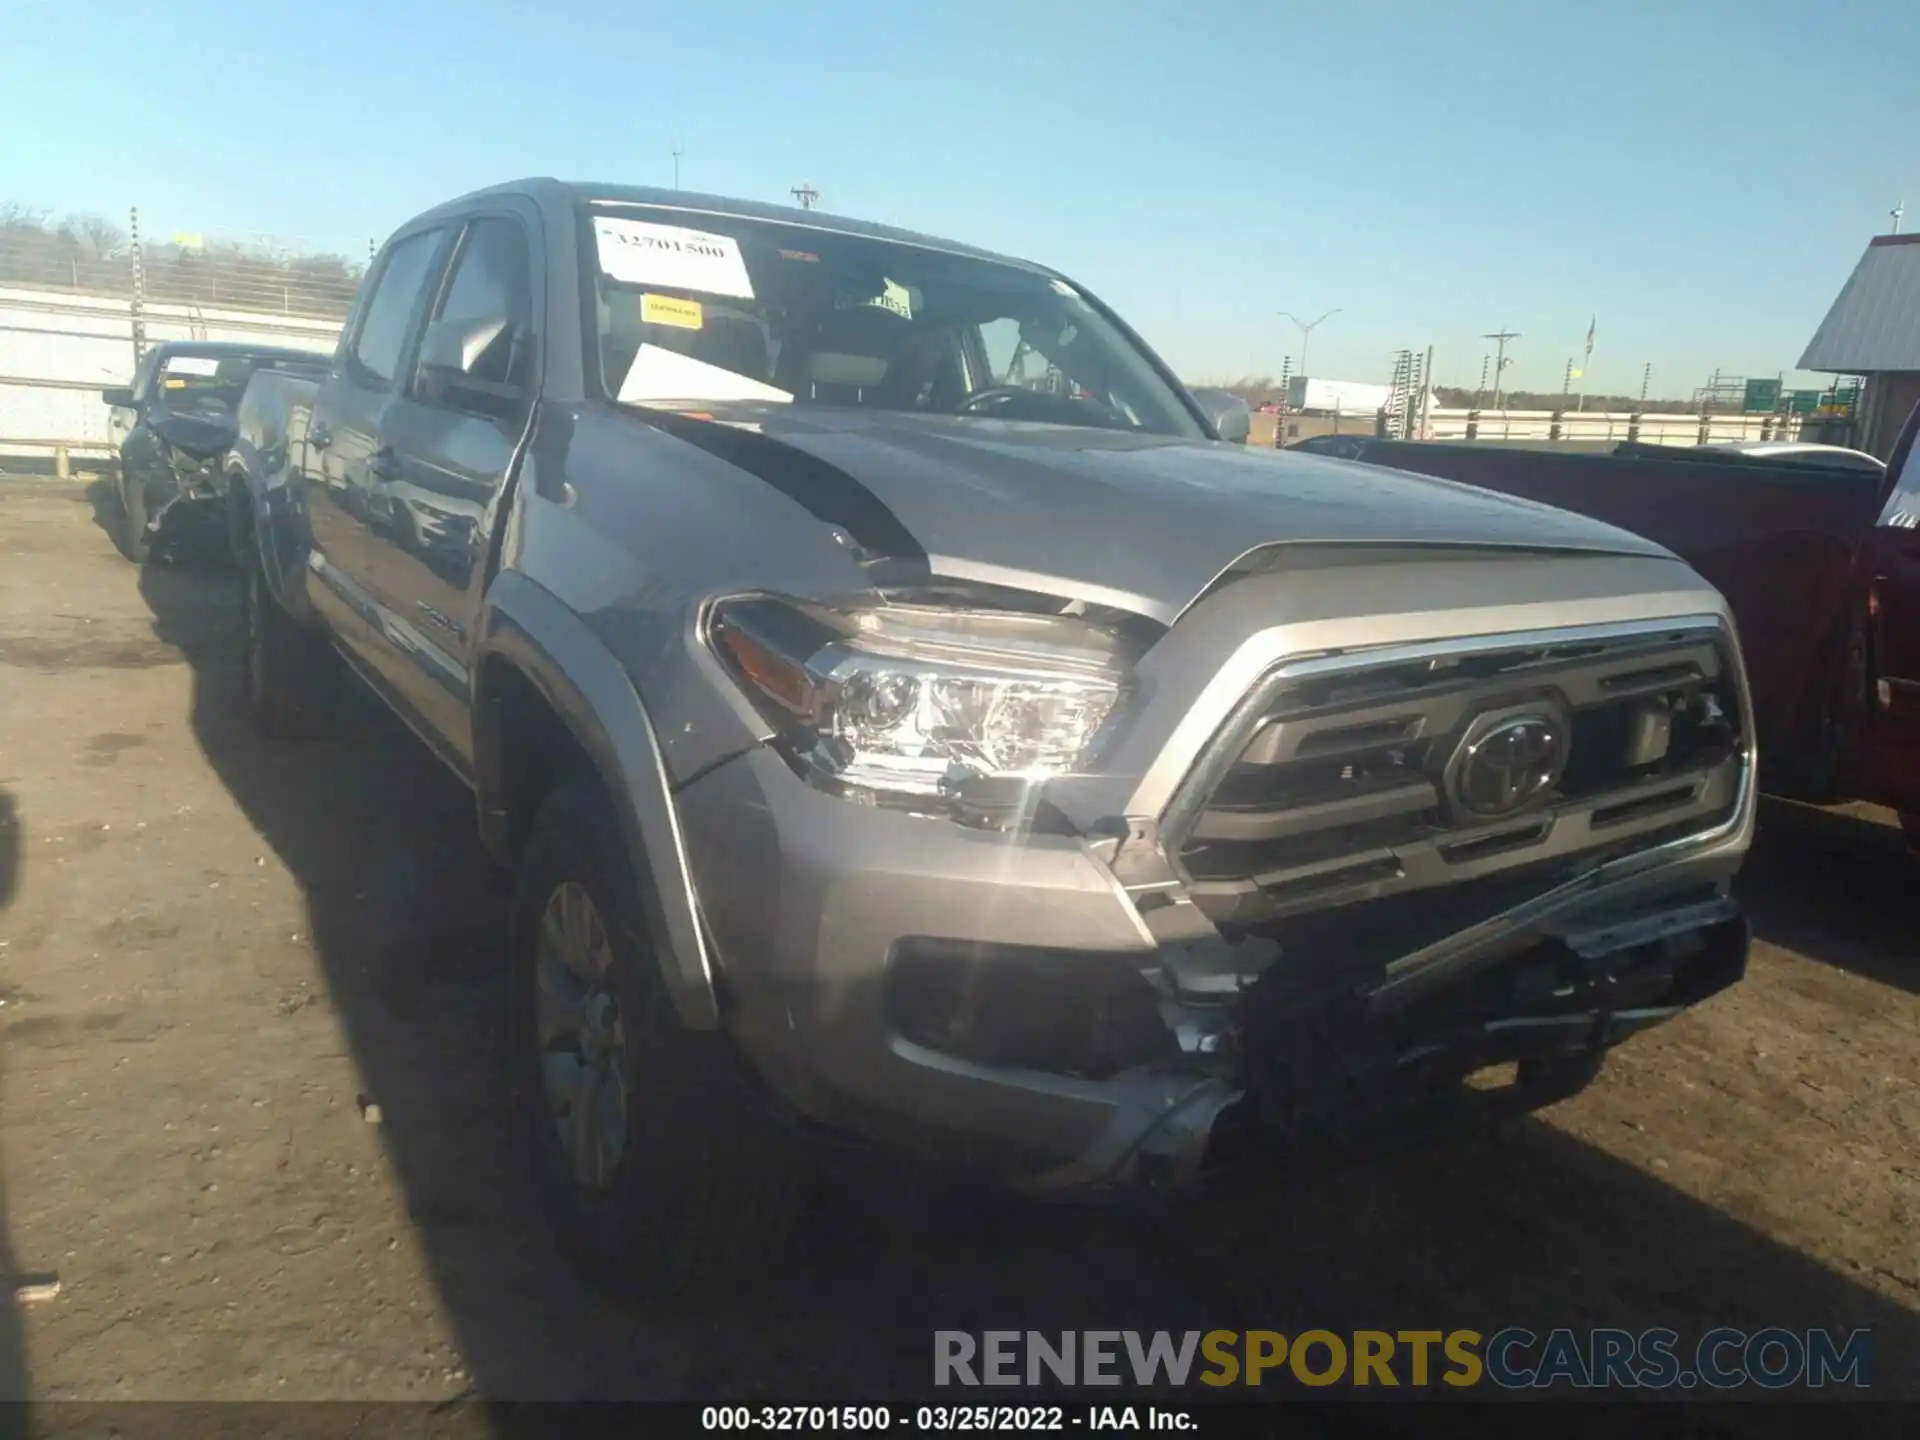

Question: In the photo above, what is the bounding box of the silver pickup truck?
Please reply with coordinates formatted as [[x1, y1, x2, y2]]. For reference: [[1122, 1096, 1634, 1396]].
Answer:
[[228, 178, 1755, 1289]]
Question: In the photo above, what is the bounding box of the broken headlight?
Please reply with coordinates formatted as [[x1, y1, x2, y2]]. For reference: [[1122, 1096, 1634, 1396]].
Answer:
[[707, 595, 1126, 821]]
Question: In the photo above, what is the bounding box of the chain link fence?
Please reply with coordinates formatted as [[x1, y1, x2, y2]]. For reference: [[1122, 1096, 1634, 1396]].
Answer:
[[1, 203, 367, 471], [0, 205, 366, 320]]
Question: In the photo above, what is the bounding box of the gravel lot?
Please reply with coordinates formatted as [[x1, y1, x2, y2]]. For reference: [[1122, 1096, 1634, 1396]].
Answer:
[[0, 477, 1914, 1429]]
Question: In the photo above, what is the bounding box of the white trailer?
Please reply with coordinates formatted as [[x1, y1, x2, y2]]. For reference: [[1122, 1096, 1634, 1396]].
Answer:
[[1287, 376, 1394, 414]]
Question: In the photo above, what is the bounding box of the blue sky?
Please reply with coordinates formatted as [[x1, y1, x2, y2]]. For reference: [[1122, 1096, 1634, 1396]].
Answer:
[[5, 0, 1915, 397]]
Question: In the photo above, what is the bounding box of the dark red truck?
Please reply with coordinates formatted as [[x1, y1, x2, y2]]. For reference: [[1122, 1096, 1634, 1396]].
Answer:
[[1318, 403, 1920, 834]]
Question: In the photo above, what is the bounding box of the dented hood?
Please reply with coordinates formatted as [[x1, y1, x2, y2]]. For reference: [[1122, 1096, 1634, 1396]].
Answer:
[[150, 407, 239, 460], [725, 409, 1674, 622]]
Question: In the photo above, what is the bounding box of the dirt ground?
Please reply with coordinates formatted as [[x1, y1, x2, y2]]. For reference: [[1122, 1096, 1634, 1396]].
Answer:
[[0, 477, 1915, 1427]]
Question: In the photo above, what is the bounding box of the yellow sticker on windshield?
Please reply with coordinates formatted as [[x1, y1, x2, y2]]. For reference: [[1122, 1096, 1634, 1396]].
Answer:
[[163, 378, 186, 388], [641, 293, 704, 330]]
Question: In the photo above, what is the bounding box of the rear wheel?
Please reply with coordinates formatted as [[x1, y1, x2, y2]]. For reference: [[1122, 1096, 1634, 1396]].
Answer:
[[239, 547, 337, 739], [509, 774, 801, 1293]]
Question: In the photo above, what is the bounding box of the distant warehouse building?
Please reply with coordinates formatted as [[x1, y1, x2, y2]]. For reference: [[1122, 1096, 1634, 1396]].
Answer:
[[1799, 231, 1920, 459]]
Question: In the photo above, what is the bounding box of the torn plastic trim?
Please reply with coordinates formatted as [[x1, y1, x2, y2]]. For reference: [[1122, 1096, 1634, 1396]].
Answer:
[[933, 875, 1745, 1196]]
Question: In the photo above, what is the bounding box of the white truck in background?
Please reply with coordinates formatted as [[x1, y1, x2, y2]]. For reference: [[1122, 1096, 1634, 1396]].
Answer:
[[1287, 376, 1394, 414]]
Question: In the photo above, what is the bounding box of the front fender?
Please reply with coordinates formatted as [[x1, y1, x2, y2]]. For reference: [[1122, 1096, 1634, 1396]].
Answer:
[[474, 569, 719, 1030]]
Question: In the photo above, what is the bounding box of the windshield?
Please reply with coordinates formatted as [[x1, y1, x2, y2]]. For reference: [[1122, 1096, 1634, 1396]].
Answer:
[[152, 351, 324, 412], [584, 203, 1206, 439]]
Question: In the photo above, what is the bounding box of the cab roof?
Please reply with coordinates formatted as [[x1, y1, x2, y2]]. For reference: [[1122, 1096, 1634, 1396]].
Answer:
[[415, 177, 1052, 275]]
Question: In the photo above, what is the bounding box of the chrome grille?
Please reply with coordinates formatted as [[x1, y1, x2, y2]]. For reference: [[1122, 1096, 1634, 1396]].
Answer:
[[1165, 621, 1746, 929]]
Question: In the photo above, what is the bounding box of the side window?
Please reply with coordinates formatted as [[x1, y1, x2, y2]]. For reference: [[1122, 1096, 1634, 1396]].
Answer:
[[412, 217, 533, 412], [350, 228, 444, 386]]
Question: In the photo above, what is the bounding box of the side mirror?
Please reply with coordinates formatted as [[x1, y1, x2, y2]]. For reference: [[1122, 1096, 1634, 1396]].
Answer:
[[1189, 388, 1250, 444], [1212, 403, 1251, 445], [101, 386, 136, 410], [419, 315, 527, 402]]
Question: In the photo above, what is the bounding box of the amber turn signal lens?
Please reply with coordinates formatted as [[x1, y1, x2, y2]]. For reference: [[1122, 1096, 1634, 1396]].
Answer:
[[713, 619, 814, 714]]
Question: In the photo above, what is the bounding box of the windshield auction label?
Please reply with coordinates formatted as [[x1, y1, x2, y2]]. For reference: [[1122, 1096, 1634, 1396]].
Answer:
[[164, 355, 222, 377], [640, 293, 705, 330], [595, 217, 755, 299]]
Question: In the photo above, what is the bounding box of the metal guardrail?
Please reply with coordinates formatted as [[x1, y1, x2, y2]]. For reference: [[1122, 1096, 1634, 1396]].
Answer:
[[0, 437, 114, 480]]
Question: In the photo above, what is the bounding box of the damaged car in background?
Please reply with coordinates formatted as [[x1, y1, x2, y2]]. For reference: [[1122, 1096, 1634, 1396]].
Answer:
[[224, 179, 1755, 1286], [102, 340, 329, 563]]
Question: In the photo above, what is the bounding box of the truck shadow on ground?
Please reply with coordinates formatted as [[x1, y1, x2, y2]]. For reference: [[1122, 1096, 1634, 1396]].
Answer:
[[112, 532, 1916, 1431], [1738, 798, 1920, 997]]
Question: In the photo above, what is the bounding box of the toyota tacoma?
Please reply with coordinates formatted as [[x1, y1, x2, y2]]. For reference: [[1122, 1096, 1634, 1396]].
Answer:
[[225, 180, 1755, 1286]]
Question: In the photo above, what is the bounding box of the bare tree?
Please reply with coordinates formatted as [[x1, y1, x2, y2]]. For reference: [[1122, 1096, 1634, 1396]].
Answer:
[[69, 214, 126, 260]]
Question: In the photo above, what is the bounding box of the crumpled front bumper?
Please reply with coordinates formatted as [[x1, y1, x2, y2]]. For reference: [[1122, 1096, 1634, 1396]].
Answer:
[[674, 739, 1754, 1196], [140, 449, 225, 531]]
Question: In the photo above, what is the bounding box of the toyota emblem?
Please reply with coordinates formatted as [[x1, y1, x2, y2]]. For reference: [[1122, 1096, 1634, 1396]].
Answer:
[[1447, 711, 1569, 818]]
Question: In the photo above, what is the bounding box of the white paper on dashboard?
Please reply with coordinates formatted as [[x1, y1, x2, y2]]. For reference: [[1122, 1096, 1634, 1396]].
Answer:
[[617, 345, 793, 406], [594, 217, 756, 299], [165, 355, 222, 376]]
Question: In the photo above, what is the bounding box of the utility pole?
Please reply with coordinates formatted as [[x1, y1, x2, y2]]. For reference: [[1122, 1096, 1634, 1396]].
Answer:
[[1578, 315, 1594, 412], [1483, 328, 1519, 411], [1278, 309, 1342, 377], [129, 206, 146, 364], [672, 135, 684, 190], [1640, 362, 1651, 405], [791, 182, 819, 210], [1476, 354, 1490, 408], [1420, 344, 1434, 439], [1275, 355, 1293, 449], [1892, 200, 1905, 235]]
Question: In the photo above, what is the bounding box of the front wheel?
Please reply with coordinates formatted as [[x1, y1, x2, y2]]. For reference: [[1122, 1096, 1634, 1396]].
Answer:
[[239, 548, 337, 739], [509, 774, 802, 1293], [118, 470, 151, 565]]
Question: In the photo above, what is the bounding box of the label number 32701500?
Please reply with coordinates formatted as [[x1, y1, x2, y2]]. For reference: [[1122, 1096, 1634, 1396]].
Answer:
[[702, 1407, 894, 1431]]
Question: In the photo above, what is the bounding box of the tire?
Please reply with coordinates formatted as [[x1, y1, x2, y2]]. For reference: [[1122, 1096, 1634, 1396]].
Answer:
[[1516, 1050, 1607, 1106], [239, 546, 337, 739], [509, 773, 800, 1293], [118, 469, 152, 565]]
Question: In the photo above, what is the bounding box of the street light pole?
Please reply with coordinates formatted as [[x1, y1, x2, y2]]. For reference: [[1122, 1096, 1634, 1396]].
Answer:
[[1278, 309, 1342, 377]]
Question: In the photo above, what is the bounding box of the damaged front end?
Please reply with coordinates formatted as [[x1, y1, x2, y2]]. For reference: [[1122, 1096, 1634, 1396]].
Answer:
[[882, 615, 1757, 1195], [142, 412, 236, 536]]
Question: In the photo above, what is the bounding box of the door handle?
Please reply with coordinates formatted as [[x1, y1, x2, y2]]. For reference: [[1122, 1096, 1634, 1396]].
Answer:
[[368, 447, 401, 482], [308, 422, 333, 450]]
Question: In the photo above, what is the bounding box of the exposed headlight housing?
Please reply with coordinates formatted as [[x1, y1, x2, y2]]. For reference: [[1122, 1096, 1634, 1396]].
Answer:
[[708, 595, 1127, 824]]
